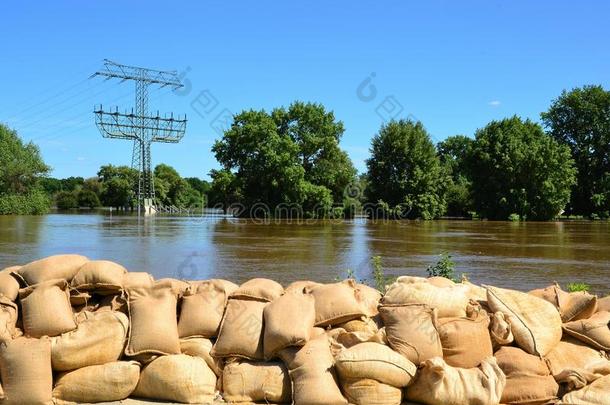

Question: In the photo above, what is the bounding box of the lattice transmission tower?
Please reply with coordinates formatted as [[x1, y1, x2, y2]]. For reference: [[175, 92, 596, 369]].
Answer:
[[92, 59, 187, 213]]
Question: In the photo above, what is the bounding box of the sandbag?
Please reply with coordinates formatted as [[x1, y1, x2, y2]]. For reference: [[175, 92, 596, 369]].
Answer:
[[530, 284, 598, 322], [125, 283, 181, 356], [0, 296, 18, 341], [310, 280, 368, 326], [0, 268, 20, 301], [280, 332, 347, 405], [563, 311, 610, 351], [211, 298, 267, 360], [404, 356, 506, 405], [382, 281, 470, 318], [52, 361, 140, 403], [155, 277, 190, 296], [180, 337, 222, 377], [486, 285, 562, 356], [0, 337, 53, 405], [18, 254, 88, 285], [554, 363, 610, 393], [285, 280, 322, 293], [337, 317, 380, 334], [379, 304, 443, 365], [133, 354, 216, 404], [70, 260, 127, 294], [335, 342, 417, 387], [356, 283, 382, 317], [264, 290, 315, 359], [231, 277, 284, 302], [222, 359, 291, 403], [178, 279, 238, 338], [545, 336, 610, 375], [50, 310, 129, 371], [597, 296, 610, 313], [122, 271, 154, 289], [495, 346, 559, 405], [19, 279, 76, 338], [561, 374, 610, 405], [489, 311, 514, 347], [437, 312, 493, 368], [340, 378, 402, 405]]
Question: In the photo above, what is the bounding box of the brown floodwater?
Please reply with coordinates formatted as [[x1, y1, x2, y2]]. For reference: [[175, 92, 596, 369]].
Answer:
[[0, 213, 608, 294]]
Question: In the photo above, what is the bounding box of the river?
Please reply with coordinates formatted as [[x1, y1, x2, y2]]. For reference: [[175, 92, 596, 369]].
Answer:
[[0, 213, 608, 294]]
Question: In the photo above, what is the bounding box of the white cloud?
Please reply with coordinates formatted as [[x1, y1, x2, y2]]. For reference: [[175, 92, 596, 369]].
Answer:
[[488, 100, 501, 107], [76, 156, 86, 161]]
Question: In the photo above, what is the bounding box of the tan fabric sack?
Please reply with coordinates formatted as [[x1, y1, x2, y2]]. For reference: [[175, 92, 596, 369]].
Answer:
[[495, 346, 559, 405], [285, 280, 322, 293], [310, 280, 367, 326], [18, 254, 88, 285], [222, 359, 291, 403], [264, 290, 315, 359], [0, 337, 53, 405], [0, 296, 18, 342], [122, 271, 154, 289], [486, 285, 562, 356], [0, 268, 20, 301], [437, 313, 493, 368], [70, 260, 127, 293], [490, 311, 514, 347], [231, 277, 284, 302], [545, 336, 610, 375], [52, 361, 140, 402], [19, 279, 76, 338], [211, 298, 267, 360], [382, 281, 470, 318], [356, 283, 382, 317], [404, 356, 506, 405], [51, 310, 129, 371], [280, 332, 347, 405], [180, 337, 222, 376], [338, 317, 380, 334], [379, 304, 443, 365], [597, 296, 610, 313], [178, 279, 238, 338], [530, 284, 598, 322], [561, 374, 610, 405], [340, 377, 402, 405], [563, 311, 610, 351], [133, 354, 217, 404], [335, 342, 417, 387], [125, 283, 181, 356]]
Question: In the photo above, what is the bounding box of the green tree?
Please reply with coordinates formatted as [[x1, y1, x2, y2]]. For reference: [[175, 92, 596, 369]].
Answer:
[[365, 119, 449, 219], [467, 116, 576, 220], [541, 85, 610, 217], [0, 124, 50, 214], [208, 169, 240, 213], [437, 135, 474, 217], [77, 189, 101, 208], [98, 165, 138, 209], [55, 191, 78, 210], [153, 164, 198, 208]]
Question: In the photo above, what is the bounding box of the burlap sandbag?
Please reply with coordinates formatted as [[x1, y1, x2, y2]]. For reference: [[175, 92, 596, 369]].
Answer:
[[231, 278, 284, 302], [264, 290, 315, 359], [561, 374, 610, 405], [178, 279, 238, 338], [597, 296, 610, 313], [356, 283, 382, 317], [545, 336, 610, 376], [490, 311, 514, 347], [222, 359, 291, 403], [310, 280, 368, 326], [486, 285, 562, 356], [70, 260, 127, 294], [52, 361, 140, 402], [125, 283, 181, 356], [337, 317, 380, 334], [18, 254, 88, 285], [0, 296, 18, 342], [133, 354, 216, 403], [382, 281, 470, 318], [563, 311, 610, 351], [335, 342, 417, 387], [495, 346, 559, 404], [285, 280, 322, 293], [340, 377, 402, 405], [530, 284, 598, 322], [180, 337, 222, 377], [155, 278, 190, 296], [122, 271, 154, 289], [51, 310, 129, 371], [437, 313, 493, 368], [0, 337, 53, 405], [379, 304, 443, 365], [19, 279, 76, 338], [404, 356, 506, 405], [280, 332, 347, 405], [395, 275, 455, 288], [211, 298, 267, 360], [0, 267, 20, 301]]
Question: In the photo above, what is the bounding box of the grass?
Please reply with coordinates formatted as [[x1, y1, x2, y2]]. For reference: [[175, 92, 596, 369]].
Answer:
[[566, 282, 590, 292]]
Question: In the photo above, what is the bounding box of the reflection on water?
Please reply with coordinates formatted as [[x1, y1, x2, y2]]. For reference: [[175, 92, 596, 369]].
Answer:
[[0, 213, 608, 293]]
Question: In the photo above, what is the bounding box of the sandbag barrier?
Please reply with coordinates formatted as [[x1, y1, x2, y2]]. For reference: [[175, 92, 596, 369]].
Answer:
[[0, 255, 609, 404]]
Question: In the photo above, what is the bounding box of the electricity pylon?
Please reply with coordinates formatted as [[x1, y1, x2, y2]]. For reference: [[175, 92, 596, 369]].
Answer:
[[92, 59, 187, 214]]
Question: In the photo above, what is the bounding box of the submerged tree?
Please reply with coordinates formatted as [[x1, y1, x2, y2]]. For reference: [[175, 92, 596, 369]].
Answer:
[[437, 135, 474, 217]]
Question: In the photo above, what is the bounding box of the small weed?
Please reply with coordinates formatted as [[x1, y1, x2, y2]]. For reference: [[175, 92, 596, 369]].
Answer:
[[426, 252, 457, 281], [566, 282, 590, 293]]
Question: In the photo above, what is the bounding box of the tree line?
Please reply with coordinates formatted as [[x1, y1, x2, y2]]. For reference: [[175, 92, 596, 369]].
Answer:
[[1, 85, 608, 220]]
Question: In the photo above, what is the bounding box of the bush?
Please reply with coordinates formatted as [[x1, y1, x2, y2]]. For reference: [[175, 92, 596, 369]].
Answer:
[[0, 190, 50, 215], [508, 213, 521, 222], [566, 282, 590, 293], [77, 190, 101, 209], [56, 191, 78, 210], [426, 252, 456, 281]]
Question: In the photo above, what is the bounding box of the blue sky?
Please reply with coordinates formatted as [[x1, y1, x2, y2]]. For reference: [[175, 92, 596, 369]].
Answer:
[[1, 1, 609, 179]]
